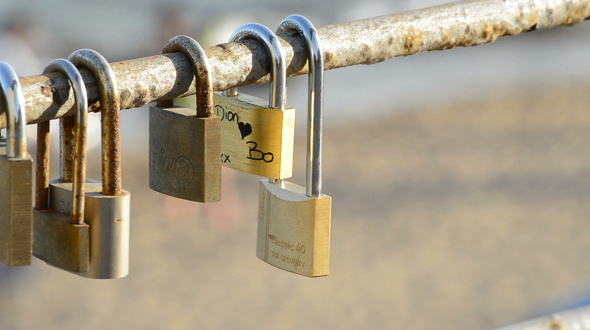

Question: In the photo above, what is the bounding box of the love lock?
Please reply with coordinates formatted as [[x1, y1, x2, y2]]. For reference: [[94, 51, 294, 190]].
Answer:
[[214, 23, 296, 180]]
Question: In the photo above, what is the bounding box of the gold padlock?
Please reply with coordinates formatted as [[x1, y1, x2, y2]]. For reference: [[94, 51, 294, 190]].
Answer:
[[214, 23, 295, 179], [149, 35, 221, 203], [257, 16, 332, 277], [33, 58, 90, 273], [0, 62, 33, 267]]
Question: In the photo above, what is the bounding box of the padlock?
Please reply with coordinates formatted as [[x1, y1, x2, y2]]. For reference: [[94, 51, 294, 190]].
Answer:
[[33, 58, 90, 273], [0, 62, 33, 267], [67, 50, 130, 279], [214, 23, 295, 179], [149, 35, 221, 202], [257, 16, 332, 277]]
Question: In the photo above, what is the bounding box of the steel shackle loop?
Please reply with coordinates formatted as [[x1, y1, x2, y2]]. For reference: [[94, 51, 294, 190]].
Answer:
[[162, 36, 213, 118], [42, 59, 89, 225], [226, 23, 287, 110], [67, 49, 122, 196], [0, 62, 27, 159], [277, 15, 325, 197]]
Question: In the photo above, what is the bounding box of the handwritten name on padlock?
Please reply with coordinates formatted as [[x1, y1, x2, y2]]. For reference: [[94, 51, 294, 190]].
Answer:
[[214, 92, 295, 179]]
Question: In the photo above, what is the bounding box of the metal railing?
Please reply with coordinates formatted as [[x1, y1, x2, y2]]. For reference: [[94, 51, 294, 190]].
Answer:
[[0, 0, 589, 129]]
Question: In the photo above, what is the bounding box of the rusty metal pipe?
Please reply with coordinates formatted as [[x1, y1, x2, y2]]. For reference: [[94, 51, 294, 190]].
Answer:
[[1, 0, 589, 128]]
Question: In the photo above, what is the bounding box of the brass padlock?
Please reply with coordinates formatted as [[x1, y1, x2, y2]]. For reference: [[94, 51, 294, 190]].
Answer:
[[33, 58, 90, 273], [149, 35, 221, 202], [257, 16, 331, 277], [214, 23, 295, 179], [69, 50, 130, 279], [0, 62, 33, 267]]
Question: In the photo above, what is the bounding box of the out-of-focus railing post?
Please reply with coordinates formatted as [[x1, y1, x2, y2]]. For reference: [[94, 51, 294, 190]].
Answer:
[[492, 306, 590, 330]]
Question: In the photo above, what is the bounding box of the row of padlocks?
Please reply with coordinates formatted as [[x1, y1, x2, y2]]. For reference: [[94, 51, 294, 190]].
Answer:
[[0, 15, 332, 278]]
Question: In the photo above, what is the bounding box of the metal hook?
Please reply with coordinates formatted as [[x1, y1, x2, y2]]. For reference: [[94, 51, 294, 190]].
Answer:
[[0, 62, 26, 159], [161, 35, 213, 118], [67, 49, 121, 196], [225, 23, 287, 110], [277, 15, 325, 197], [42, 59, 89, 225]]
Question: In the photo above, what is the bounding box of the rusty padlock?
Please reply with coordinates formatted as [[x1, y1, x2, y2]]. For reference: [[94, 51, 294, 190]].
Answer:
[[214, 23, 295, 179], [68, 50, 130, 279], [33, 58, 90, 273], [149, 35, 221, 202], [257, 16, 332, 277], [0, 62, 33, 267]]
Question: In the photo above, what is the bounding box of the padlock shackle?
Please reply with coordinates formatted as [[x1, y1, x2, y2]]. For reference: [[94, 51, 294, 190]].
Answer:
[[0, 62, 27, 159], [35, 121, 50, 210], [41, 59, 89, 225], [68, 49, 122, 196], [225, 23, 287, 110], [277, 15, 324, 197], [161, 36, 213, 118]]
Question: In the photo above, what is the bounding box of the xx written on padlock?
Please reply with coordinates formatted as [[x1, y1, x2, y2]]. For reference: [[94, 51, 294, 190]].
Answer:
[[215, 22, 295, 180], [258, 181, 331, 277], [214, 93, 295, 179]]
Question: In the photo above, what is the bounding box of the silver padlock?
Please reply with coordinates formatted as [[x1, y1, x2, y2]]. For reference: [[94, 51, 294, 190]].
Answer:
[[257, 16, 332, 277], [67, 50, 130, 279], [33, 58, 90, 273], [214, 23, 295, 179], [149, 35, 221, 203], [0, 62, 33, 267]]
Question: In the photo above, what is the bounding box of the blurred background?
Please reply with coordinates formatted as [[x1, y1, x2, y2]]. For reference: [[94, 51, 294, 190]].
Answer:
[[1, 0, 590, 329]]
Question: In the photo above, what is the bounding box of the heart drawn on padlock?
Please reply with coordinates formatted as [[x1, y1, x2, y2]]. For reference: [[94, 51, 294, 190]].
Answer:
[[238, 121, 253, 140]]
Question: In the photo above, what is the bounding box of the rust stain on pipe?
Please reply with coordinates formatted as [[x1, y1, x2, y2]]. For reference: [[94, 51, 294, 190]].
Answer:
[[34, 121, 50, 210]]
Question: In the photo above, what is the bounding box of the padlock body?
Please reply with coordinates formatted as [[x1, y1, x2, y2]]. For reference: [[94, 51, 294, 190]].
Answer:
[[33, 209, 89, 273], [0, 155, 33, 266], [257, 180, 331, 277], [149, 105, 221, 202], [32, 179, 98, 273], [214, 92, 295, 179], [83, 189, 130, 279], [35, 179, 130, 278]]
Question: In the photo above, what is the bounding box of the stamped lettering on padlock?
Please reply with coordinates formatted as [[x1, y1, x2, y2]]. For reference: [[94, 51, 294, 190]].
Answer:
[[256, 16, 332, 277], [149, 36, 221, 203], [258, 181, 331, 276]]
